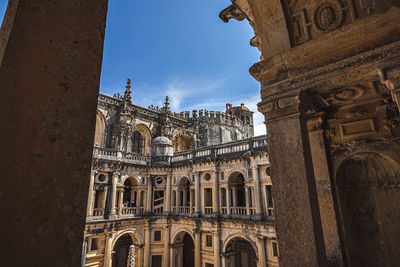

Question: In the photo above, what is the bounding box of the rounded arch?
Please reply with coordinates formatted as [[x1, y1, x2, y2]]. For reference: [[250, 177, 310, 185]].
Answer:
[[335, 152, 400, 266], [121, 175, 140, 186], [131, 124, 152, 155], [111, 231, 142, 267], [223, 235, 258, 267], [112, 230, 143, 248], [223, 234, 258, 256], [225, 168, 246, 182], [227, 171, 245, 184], [177, 176, 191, 186], [173, 133, 193, 152], [172, 229, 194, 244], [94, 110, 106, 147]]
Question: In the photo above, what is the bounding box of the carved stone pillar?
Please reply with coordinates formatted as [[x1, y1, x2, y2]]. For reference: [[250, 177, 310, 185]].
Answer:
[[252, 166, 263, 218], [87, 171, 96, 216], [143, 221, 151, 267], [109, 173, 118, 216], [194, 228, 202, 267], [212, 170, 220, 215], [165, 174, 172, 214], [232, 187, 237, 208], [103, 232, 114, 267], [213, 228, 221, 267], [256, 236, 267, 267], [226, 186, 231, 215], [101, 187, 108, 212], [146, 177, 152, 213], [245, 186, 251, 215], [307, 116, 343, 265], [117, 189, 123, 215], [258, 93, 327, 266], [163, 223, 170, 267], [195, 172, 201, 215]]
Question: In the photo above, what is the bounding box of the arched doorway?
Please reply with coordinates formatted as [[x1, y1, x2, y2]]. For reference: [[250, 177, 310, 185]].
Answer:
[[172, 232, 194, 267], [336, 152, 400, 266], [225, 237, 257, 267], [112, 234, 134, 267]]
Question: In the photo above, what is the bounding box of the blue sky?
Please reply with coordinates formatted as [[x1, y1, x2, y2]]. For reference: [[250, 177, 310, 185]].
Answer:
[[0, 1, 266, 135]]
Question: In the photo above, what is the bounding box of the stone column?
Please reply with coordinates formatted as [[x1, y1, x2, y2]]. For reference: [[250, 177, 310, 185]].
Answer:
[[146, 177, 152, 213], [252, 166, 263, 217], [190, 189, 194, 211], [163, 223, 171, 267], [101, 187, 108, 212], [245, 187, 250, 215], [87, 171, 96, 216], [194, 229, 202, 267], [144, 221, 152, 267], [226, 186, 231, 215], [308, 116, 343, 264], [195, 172, 201, 215], [109, 173, 118, 216], [256, 236, 267, 267], [103, 232, 114, 267], [165, 174, 172, 214], [212, 170, 220, 215], [232, 187, 237, 208], [258, 93, 327, 266], [213, 229, 221, 267], [0, 1, 108, 264], [118, 189, 123, 215], [183, 189, 187, 207]]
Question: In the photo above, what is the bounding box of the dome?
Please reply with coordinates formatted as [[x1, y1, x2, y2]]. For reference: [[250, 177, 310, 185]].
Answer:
[[152, 136, 173, 146]]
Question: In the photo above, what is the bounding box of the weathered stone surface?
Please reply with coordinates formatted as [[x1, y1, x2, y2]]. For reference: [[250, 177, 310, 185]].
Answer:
[[0, 0, 108, 266]]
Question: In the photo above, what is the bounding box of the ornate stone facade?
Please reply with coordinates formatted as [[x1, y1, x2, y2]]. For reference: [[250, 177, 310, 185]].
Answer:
[[82, 85, 279, 267]]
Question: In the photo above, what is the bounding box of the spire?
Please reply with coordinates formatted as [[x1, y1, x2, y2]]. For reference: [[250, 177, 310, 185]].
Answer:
[[123, 78, 132, 104]]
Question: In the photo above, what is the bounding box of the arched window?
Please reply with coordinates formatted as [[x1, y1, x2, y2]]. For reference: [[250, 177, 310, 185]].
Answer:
[[131, 131, 143, 154]]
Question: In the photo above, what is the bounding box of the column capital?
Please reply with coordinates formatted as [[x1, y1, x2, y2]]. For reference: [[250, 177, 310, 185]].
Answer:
[[258, 92, 315, 122]]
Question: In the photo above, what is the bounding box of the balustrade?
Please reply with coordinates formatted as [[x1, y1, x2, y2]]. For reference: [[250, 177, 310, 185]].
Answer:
[[204, 207, 213, 214], [230, 207, 247, 215], [93, 208, 104, 216]]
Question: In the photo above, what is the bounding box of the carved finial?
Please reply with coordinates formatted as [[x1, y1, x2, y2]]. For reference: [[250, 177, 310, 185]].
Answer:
[[123, 78, 132, 104], [164, 96, 170, 110]]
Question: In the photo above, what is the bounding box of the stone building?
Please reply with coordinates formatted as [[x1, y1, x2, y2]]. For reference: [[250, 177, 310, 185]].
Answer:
[[83, 81, 279, 267]]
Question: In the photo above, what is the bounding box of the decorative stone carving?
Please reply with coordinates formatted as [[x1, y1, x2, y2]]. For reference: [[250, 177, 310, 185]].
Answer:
[[313, 0, 344, 32], [333, 86, 365, 102]]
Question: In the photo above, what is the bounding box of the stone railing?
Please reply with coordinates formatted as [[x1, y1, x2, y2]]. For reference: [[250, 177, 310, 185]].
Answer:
[[204, 207, 213, 214], [171, 135, 267, 163], [93, 147, 150, 166], [230, 207, 247, 215], [93, 208, 104, 217]]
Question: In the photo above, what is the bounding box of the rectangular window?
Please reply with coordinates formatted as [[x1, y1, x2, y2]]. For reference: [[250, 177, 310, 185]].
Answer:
[[206, 235, 213, 247], [154, 230, 162, 241], [272, 242, 279, 257], [266, 185, 273, 208], [90, 238, 98, 251], [221, 172, 224, 180], [248, 169, 252, 179]]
